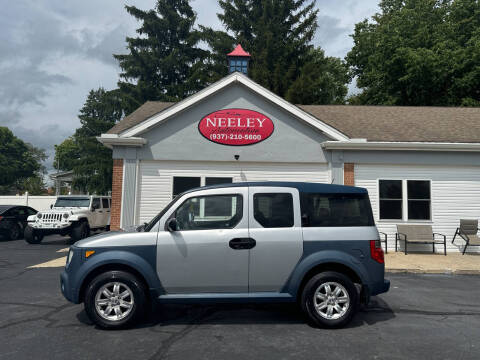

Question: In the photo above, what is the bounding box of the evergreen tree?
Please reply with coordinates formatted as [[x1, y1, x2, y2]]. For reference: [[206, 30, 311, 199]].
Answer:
[[215, 0, 320, 98], [114, 0, 209, 114], [54, 88, 123, 194], [286, 49, 349, 104]]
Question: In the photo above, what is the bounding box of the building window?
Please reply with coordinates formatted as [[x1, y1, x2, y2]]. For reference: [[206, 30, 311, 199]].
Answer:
[[379, 179, 431, 221], [205, 177, 233, 186], [253, 193, 294, 228], [173, 177, 201, 198], [407, 180, 431, 220], [379, 180, 403, 219]]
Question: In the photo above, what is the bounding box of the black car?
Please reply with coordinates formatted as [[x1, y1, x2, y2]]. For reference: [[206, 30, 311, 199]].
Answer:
[[0, 205, 37, 240]]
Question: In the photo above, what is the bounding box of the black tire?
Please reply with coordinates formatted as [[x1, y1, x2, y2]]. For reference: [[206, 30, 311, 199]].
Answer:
[[71, 221, 90, 242], [106, 225, 110, 231], [24, 226, 44, 244], [84, 270, 147, 329], [8, 223, 22, 240], [301, 271, 358, 328]]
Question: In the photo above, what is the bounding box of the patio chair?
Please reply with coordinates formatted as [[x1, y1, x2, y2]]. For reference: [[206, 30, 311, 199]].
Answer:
[[378, 231, 388, 254], [395, 225, 446, 255], [452, 219, 480, 255]]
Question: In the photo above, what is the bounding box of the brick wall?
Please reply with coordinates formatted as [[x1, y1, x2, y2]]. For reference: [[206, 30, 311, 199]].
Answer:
[[344, 163, 355, 186], [110, 159, 123, 230]]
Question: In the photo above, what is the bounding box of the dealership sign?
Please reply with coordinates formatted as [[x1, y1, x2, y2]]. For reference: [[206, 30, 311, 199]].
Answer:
[[198, 109, 274, 146]]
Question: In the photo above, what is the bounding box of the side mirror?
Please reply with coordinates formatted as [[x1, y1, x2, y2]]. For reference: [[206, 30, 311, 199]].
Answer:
[[166, 218, 178, 232], [50, 204, 53, 209]]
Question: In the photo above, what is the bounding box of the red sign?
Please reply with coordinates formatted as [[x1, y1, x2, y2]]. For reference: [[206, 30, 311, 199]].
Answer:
[[198, 109, 274, 146]]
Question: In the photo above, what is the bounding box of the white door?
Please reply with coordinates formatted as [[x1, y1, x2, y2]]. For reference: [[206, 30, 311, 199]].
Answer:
[[247, 186, 303, 292], [136, 160, 330, 225], [156, 187, 250, 294]]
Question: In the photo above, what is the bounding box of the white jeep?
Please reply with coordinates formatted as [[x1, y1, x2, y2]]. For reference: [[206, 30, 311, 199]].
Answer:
[[25, 195, 111, 244]]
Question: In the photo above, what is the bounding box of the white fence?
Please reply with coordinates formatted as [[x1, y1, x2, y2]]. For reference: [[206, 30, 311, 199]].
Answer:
[[0, 195, 57, 211]]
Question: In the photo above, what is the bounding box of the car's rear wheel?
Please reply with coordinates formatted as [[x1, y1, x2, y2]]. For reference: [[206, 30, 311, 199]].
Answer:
[[24, 226, 44, 244], [71, 221, 90, 242], [301, 271, 358, 328], [8, 223, 22, 240], [84, 271, 147, 329]]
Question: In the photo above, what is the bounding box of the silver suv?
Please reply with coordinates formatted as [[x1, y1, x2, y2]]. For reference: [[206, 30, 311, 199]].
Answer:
[[61, 182, 389, 329]]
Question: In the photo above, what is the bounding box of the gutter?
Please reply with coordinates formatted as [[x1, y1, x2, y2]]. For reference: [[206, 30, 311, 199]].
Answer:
[[97, 134, 147, 149], [322, 141, 480, 152]]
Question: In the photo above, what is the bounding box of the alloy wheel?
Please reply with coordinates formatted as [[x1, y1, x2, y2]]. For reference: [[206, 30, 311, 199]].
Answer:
[[94, 282, 134, 321], [313, 281, 350, 320]]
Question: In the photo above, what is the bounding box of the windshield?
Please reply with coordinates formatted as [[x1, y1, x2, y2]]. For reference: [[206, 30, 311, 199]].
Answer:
[[54, 198, 90, 208], [144, 196, 181, 232]]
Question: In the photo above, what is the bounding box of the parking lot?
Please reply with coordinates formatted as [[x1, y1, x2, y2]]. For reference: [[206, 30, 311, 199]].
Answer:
[[0, 235, 479, 360]]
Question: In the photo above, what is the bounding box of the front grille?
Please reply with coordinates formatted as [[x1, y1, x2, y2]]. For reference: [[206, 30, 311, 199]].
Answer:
[[41, 213, 63, 223]]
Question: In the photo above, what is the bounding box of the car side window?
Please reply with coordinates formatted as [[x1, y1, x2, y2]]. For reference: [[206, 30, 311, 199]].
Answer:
[[174, 194, 243, 231], [92, 198, 101, 210], [253, 193, 294, 228], [102, 198, 109, 209], [16, 208, 26, 215]]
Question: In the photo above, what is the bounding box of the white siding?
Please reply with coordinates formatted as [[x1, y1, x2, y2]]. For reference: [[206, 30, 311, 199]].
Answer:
[[136, 161, 330, 224], [356, 164, 480, 253]]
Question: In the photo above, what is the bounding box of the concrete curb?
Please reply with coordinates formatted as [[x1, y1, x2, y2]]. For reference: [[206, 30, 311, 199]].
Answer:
[[386, 268, 480, 275]]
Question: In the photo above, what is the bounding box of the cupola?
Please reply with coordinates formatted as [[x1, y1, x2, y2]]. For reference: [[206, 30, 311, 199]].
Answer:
[[227, 44, 251, 75]]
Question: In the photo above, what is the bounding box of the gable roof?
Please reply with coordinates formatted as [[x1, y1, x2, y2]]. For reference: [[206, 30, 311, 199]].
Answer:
[[302, 105, 480, 143], [108, 72, 349, 141], [107, 101, 173, 135], [106, 100, 480, 143]]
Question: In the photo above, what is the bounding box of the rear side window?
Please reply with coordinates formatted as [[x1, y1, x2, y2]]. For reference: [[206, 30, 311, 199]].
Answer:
[[301, 193, 374, 227], [102, 198, 109, 209], [253, 193, 294, 228]]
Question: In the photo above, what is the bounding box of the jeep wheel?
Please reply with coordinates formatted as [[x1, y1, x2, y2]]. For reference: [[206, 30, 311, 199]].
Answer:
[[8, 224, 22, 240], [71, 222, 90, 242], [301, 271, 358, 328], [84, 271, 147, 329], [24, 226, 44, 244]]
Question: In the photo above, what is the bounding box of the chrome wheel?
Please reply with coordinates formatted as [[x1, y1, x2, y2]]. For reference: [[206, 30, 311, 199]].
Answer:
[[314, 282, 350, 320], [95, 282, 134, 321]]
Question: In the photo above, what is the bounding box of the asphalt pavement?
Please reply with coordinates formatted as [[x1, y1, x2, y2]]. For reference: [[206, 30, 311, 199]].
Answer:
[[0, 235, 479, 360]]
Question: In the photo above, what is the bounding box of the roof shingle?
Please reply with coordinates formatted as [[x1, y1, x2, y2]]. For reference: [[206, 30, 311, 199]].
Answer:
[[107, 101, 480, 143]]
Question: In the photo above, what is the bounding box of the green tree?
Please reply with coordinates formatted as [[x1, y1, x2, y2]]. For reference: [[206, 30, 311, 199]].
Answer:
[[346, 0, 480, 106], [54, 137, 80, 172], [54, 88, 123, 195], [0, 127, 46, 194], [114, 0, 210, 114], [286, 49, 349, 104]]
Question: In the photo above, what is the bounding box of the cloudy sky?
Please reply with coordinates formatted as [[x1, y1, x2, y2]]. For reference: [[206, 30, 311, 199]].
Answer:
[[1, 0, 379, 171]]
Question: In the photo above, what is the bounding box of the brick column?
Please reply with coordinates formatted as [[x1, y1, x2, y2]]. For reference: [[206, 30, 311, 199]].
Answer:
[[344, 163, 355, 186], [110, 159, 123, 230]]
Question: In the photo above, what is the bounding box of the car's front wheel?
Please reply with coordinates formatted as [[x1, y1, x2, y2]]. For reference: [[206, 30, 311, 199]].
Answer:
[[301, 271, 358, 328], [71, 221, 90, 242], [9, 223, 22, 240], [84, 271, 147, 329], [24, 226, 44, 244]]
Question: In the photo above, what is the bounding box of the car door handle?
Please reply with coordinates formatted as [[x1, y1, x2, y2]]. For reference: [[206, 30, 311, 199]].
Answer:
[[229, 238, 256, 250], [98, 210, 103, 213]]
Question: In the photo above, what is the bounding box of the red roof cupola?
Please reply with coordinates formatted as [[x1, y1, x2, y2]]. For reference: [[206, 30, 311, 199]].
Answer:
[[227, 44, 251, 57], [227, 44, 251, 75]]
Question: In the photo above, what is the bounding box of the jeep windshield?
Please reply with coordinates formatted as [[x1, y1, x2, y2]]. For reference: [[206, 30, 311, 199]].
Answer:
[[54, 198, 90, 208]]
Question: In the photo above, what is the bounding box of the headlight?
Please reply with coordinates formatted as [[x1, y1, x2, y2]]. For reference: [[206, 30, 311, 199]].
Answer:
[[37, 213, 42, 219], [63, 213, 69, 219], [66, 249, 74, 266]]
